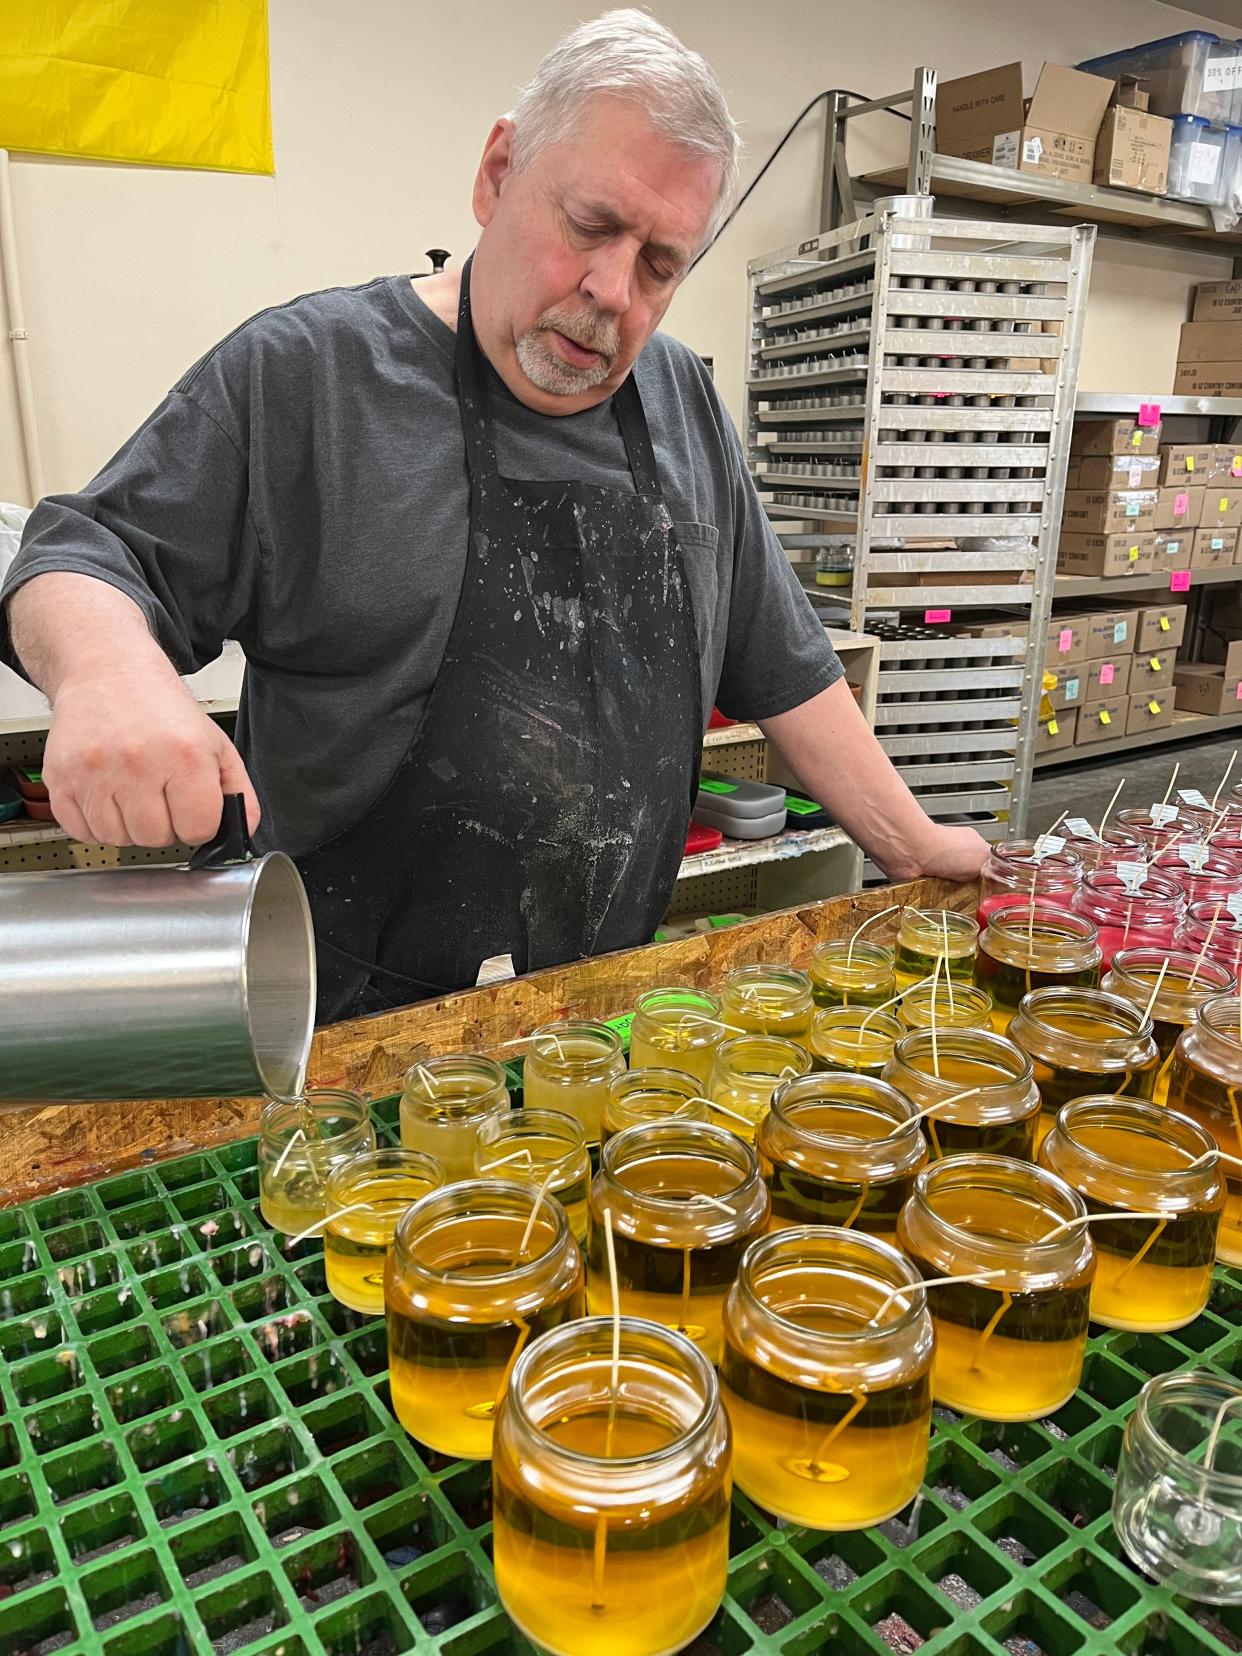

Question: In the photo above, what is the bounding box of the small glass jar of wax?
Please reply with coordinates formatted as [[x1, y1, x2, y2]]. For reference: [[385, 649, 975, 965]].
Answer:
[[1153, 844, 1242, 908], [586, 1121, 770, 1364], [707, 1035, 811, 1140], [883, 1029, 1041, 1162], [1038, 1097, 1224, 1332], [1061, 824, 1144, 874], [1181, 794, 1242, 835], [896, 1154, 1095, 1422], [1115, 806, 1204, 858], [757, 1073, 927, 1238], [323, 1148, 445, 1315], [977, 840, 1082, 928], [810, 1008, 902, 1078], [474, 1109, 592, 1243], [1009, 985, 1160, 1148], [974, 905, 1102, 1031], [1072, 867, 1186, 971], [258, 1091, 376, 1236], [1175, 901, 1242, 990], [628, 988, 723, 1088], [808, 939, 896, 1009], [1102, 948, 1233, 1103], [492, 1317, 731, 1656], [399, 1055, 509, 1180], [720, 964, 814, 1047], [385, 1180, 584, 1460], [1167, 994, 1242, 1266], [893, 908, 979, 987], [720, 1227, 933, 1529], [898, 981, 994, 1034], [602, 1069, 707, 1143], [523, 1022, 626, 1144], [1113, 1371, 1242, 1606]]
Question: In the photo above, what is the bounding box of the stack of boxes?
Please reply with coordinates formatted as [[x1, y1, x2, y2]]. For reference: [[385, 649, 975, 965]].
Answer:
[[1040, 601, 1186, 754], [1174, 284, 1242, 396]]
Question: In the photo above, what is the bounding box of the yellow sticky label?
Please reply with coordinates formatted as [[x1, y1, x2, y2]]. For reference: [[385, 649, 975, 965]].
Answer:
[[1131, 431, 1143, 447], [1150, 657, 1161, 671], [1129, 545, 1140, 561], [1100, 709, 1111, 726], [1159, 616, 1170, 631], [1149, 699, 1161, 715], [1234, 454, 1242, 472], [1047, 718, 1059, 736], [1187, 456, 1196, 471]]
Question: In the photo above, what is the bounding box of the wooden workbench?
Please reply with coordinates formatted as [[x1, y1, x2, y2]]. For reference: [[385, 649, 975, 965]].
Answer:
[[0, 876, 973, 1204]]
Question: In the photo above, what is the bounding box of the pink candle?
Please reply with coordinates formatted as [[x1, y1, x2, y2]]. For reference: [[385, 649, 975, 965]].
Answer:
[[1072, 868, 1185, 971], [977, 839, 1082, 930]]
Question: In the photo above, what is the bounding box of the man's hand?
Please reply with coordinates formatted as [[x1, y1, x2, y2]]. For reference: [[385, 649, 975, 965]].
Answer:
[[910, 823, 991, 883], [44, 666, 260, 848]]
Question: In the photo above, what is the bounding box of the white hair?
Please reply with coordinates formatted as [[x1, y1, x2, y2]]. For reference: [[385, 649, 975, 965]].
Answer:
[[509, 9, 741, 250]]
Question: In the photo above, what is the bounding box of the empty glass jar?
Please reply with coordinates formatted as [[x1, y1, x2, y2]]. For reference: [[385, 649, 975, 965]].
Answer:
[[258, 1091, 376, 1236]]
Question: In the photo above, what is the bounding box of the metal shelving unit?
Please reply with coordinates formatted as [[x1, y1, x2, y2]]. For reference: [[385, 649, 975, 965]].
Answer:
[[746, 206, 1093, 844]]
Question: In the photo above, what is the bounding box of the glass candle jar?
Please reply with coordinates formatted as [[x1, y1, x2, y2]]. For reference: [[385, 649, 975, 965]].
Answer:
[[1061, 824, 1144, 874], [492, 1317, 732, 1656], [720, 1228, 933, 1529], [385, 1181, 584, 1459], [720, 964, 814, 1048], [1008, 986, 1160, 1149], [810, 1008, 902, 1078], [602, 1069, 707, 1143], [399, 1054, 509, 1180], [1038, 1097, 1223, 1332], [258, 1091, 375, 1236], [323, 1148, 445, 1315], [808, 939, 896, 1009], [898, 981, 994, 1034], [586, 1122, 770, 1363], [1175, 901, 1242, 990], [1072, 867, 1186, 971], [707, 1035, 811, 1140], [1102, 948, 1234, 1104], [522, 1022, 626, 1144], [975, 906, 1102, 1032], [1154, 844, 1242, 908], [474, 1109, 592, 1243], [757, 1073, 927, 1238], [896, 1154, 1095, 1421], [893, 908, 979, 988], [1167, 994, 1242, 1266], [977, 839, 1082, 927], [1115, 805, 1204, 858], [1113, 1371, 1242, 1606], [883, 1029, 1041, 1162], [628, 988, 723, 1089]]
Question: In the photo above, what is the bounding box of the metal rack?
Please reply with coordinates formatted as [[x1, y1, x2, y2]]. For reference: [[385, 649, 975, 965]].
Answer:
[[746, 206, 1093, 850]]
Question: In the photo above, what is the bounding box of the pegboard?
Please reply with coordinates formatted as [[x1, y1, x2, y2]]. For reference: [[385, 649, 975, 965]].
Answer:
[[665, 863, 760, 920], [705, 738, 768, 785], [0, 838, 191, 873], [0, 729, 48, 770]]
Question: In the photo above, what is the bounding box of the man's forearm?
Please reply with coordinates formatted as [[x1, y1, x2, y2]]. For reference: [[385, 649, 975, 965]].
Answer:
[[759, 677, 943, 879], [9, 573, 180, 699]]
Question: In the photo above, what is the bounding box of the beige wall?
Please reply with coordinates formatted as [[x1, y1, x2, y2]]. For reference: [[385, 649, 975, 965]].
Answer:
[[0, 0, 1229, 506]]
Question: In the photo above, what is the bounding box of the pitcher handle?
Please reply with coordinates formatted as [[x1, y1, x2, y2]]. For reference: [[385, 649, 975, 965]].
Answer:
[[188, 794, 255, 871]]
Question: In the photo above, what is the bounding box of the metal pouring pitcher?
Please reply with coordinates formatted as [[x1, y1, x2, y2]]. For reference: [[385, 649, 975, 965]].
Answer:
[[0, 795, 316, 1103]]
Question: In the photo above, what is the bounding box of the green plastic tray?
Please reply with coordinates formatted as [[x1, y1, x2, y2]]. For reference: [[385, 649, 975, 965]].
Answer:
[[2, 1093, 1241, 1656]]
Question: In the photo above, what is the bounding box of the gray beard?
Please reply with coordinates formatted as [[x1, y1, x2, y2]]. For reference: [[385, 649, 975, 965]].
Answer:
[[516, 328, 613, 396]]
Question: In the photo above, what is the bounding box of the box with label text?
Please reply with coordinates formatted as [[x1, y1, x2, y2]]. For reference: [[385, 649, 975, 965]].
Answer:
[[1193, 281, 1242, 321], [1157, 445, 1216, 485], [1066, 453, 1159, 490], [1037, 707, 1078, 754], [1047, 668, 1084, 712], [1174, 665, 1242, 717], [1130, 646, 1178, 693], [937, 62, 1113, 183], [1057, 531, 1156, 578], [1093, 105, 1171, 193], [1193, 527, 1239, 567], [1134, 603, 1187, 653], [1070, 418, 1161, 457], [1076, 698, 1128, 744], [1043, 616, 1088, 666], [1153, 529, 1193, 571], [1083, 655, 1132, 699], [1126, 688, 1175, 735], [1154, 486, 1203, 531], [1173, 361, 1242, 396], [1062, 489, 1158, 534]]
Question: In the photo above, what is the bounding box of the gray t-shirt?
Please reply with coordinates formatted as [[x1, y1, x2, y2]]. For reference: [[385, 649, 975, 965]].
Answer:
[[2, 274, 840, 855]]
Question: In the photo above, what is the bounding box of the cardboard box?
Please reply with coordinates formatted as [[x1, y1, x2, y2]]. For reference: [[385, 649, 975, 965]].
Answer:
[[1193, 527, 1240, 567], [1071, 418, 1161, 457], [1154, 529, 1193, 571], [1173, 361, 1242, 397], [936, 62, 1112, 183], [1084, 655, 1132, 698], [1127, 687, 1176, 735], [1205, 638, 1242, 679], [1058, 531, 1155, 578], [1199, 494, 1242, 531], [1067, 454, 1161, 490], [1081, 608, 1137, 659], [1043, 616, 1087, 667], [1076, 699, 1127, 744], [1174, 665, 1242, 717], [1193, 281, 1242, 322], [1134, 603, 1187, 653], [1130, 647, 1177, 692], [1093, 105, 1171, 194], [1177, 320, 1242, 364], [1212, 445, 1242, 485], [1158, 446, 1216, 485], [1036, 707, 1078, 754], [1047, 667, 1085, 711], [1154, 486, 1203, 531], [1062, 489, 1158, 534]]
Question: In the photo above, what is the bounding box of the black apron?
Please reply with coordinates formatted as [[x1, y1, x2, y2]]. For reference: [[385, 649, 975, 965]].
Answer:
[[297, 257, 705, 1023]]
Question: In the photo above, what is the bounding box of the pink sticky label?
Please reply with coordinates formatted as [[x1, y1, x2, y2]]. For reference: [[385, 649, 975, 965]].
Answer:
[[1099, 663, 1115, 685], [1171, 570, 1192, 592], [1174, 491, 1190, 515], [1138, 402, 1161, 428], [924, 608, 951, 623], [1057, 628, 1073, 653], [1236, 681, 1242, 701]]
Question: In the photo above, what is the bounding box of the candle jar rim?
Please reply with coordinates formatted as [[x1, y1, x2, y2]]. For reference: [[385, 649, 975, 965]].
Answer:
[[810, 939, 895, 979], [324, 1146, 446, 1207], [400, 1054, 509, 1119], [898, 981, 993, 1029], [1196, 993, 1242, 1047], [713, 1033, 812, 1076], [1081, 866, 1184, 906], [392, 1178, 570, 1287], [987, 839, 1083, 882], [475, 1107, 589, 1180], [737, 1225, 927, 1342], [526, 1021, 624, 1070], [599, 1120, 761, 1214], [770, 1071, 919, 1144], [723, 963, 813, 996], [1132, 1371, 1242, 1493], [1049, 1095, 1221, 1199], [909, 1152, 1090, 1267], [1015, 985, 1155, 1052], [633, 985, 722, 1017], [897, 907, 980, 942], [890, 1028, 1035, 1100]]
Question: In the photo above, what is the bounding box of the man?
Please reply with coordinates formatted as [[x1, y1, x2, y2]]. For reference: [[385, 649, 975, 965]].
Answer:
[[2, 11, 986, 1023]]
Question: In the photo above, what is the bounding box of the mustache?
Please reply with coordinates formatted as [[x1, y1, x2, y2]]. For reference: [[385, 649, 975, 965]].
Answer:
[[534, 304, 620, 359]]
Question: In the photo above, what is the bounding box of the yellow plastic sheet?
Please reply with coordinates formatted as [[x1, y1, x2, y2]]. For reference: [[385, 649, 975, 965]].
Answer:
[[0, 1, 273, 174]]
